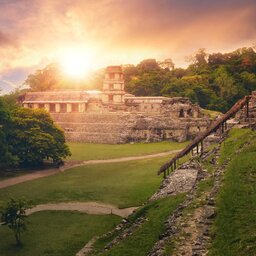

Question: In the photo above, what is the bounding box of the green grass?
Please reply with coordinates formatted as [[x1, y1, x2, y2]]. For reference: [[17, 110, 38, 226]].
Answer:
[[0, 156, 173, 208], [0, 211, 121, 256], [0, 141, 188, 180], [196, 177, 214, 197], [218, 128, 254, 164], [209, 128, 256, 256], [67, 141, 189, 161], [91, 195, 185, 256]]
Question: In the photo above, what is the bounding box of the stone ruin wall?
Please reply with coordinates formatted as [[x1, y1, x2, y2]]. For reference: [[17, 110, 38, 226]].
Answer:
[[50, 111, 210, 144], [20, 91, 212, 144]]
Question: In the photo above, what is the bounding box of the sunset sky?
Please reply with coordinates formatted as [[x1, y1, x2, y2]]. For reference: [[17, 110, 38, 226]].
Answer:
[[0, 0, 256, 93]]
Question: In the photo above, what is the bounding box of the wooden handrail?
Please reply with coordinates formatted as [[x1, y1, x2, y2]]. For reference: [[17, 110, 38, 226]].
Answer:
[[158, 95, 251, 175]]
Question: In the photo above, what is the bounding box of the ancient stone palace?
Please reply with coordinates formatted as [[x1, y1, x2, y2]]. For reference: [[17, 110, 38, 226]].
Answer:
[[19, 66, 210, 143]]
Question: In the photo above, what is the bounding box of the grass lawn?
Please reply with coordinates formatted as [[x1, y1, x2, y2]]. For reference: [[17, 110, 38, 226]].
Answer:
[[91, 195, 185, 256], [0, 211, 121, 256], [209, 128, 256, 256], [0, 156, 173, 208], [67, 141, 189, 161]]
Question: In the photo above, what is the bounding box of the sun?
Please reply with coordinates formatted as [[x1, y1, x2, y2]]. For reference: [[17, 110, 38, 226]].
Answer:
[[57, 48, 92, 78]]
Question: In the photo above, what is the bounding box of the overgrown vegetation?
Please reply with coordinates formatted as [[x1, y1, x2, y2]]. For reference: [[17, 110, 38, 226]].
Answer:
[[209, 128, 256, 256]]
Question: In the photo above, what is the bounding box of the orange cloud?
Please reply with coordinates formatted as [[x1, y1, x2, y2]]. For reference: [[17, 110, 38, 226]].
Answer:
[[0, 0, 255, 76]]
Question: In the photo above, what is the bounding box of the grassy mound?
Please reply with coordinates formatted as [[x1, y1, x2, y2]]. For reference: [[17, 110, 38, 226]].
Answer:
[[209, 128, 256, 256]]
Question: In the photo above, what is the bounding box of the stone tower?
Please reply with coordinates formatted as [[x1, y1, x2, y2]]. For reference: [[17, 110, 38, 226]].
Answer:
[[102, 66, 125, 104]]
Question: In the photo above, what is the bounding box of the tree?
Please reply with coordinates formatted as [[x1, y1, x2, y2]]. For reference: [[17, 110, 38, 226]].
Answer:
[[0, 98, 17, 168], [0, 94, 71, 168], [158, 58, 175, 70], [137, 59, 160, 72], [1, 198, 30, 246], [208, 52, 226, 68], [24, 63, 61, 91], [6, 108, 71, 166]]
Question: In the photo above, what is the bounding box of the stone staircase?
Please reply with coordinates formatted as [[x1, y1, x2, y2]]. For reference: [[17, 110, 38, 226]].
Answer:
[[51, 113, 132, 144], [49, 112, 210, 144]]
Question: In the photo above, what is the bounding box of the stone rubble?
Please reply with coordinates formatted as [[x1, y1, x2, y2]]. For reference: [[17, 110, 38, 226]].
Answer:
[[150, 165, 199, 201], [148, 160, 208, 256]]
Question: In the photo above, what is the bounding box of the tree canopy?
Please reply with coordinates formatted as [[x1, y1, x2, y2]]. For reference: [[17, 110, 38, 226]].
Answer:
[[0, 98, 71, 168]]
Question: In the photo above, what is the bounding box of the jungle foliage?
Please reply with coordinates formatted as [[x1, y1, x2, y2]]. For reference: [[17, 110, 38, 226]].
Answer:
[[124, 47, 256, 112], [23, 47, 256, 113]]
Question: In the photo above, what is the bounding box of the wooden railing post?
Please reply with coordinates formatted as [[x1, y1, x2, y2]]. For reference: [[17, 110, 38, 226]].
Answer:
[[201, 140, 204, 154], [246, 99, 249, 118]]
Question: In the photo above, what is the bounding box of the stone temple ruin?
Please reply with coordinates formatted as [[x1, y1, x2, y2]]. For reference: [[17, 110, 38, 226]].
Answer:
[[19, 66, 210, 143]]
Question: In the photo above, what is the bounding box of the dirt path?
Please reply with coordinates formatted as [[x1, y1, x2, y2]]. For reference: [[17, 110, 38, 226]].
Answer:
[[81, 149, 181, 165], [0, 149, 181, 189], [26, 202, 138, 218]]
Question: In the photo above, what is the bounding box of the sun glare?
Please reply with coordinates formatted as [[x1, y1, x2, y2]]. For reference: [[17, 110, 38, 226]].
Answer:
[[57, 48, 92, 78]]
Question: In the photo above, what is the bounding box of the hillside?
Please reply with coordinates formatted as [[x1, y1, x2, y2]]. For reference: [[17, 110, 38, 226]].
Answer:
[[85, 127, 256, 256]]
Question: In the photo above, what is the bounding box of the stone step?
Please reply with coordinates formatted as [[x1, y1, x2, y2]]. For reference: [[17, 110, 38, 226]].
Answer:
[[50, 113, 130, 123], [57, 122, 124, 133], [65, 131, 127, 144]]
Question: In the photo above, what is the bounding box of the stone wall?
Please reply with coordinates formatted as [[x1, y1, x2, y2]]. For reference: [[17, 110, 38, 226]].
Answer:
[[50, 112, 210, 144]]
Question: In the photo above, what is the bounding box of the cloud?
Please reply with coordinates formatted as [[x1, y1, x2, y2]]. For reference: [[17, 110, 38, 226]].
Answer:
[[0, 31, 16, 46], [0, 79, 16, 88], [0, 0, 255, 86]]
